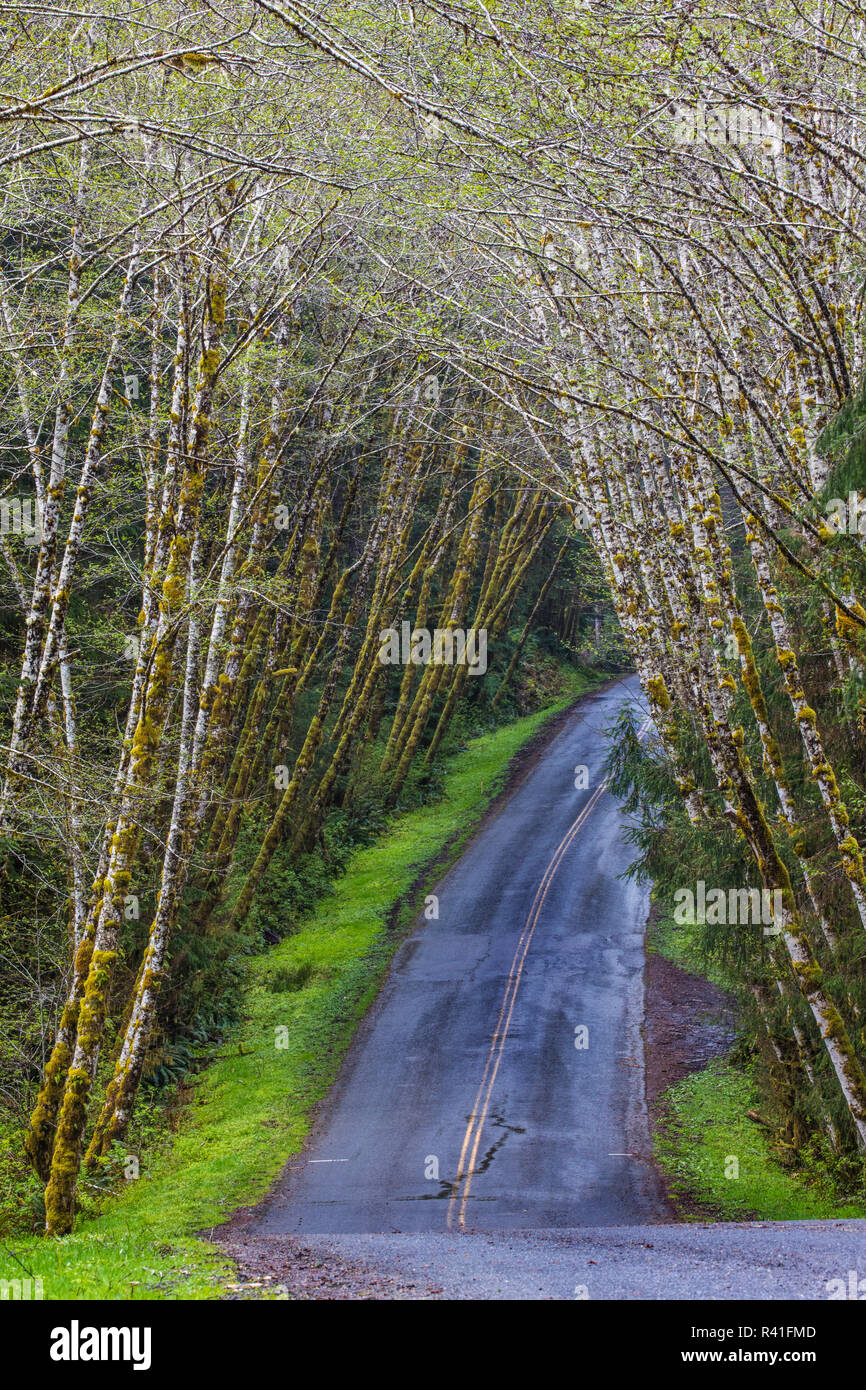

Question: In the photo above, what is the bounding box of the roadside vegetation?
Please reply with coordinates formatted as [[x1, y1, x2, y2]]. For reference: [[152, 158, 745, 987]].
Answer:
[[655, 1055, 866, 1224], [642, 903, 866, 1221]]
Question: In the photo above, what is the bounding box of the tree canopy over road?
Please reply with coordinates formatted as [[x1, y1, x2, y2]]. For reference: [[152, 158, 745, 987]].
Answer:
[[3, 0, 866, 1233]]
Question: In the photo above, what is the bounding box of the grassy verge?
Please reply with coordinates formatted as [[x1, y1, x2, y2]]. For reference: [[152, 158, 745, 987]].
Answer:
[[655, 1058, 866, 1221], [648, 906, 866, 1221], [1, 669, 596, 1300]]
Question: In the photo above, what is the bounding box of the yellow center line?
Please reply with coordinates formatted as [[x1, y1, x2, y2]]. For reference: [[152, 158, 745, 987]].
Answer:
[[446, 715, 651, 1231]]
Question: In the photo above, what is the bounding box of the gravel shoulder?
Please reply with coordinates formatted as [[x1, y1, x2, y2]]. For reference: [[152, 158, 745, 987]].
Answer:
[[217, 1222, 866, 1300]]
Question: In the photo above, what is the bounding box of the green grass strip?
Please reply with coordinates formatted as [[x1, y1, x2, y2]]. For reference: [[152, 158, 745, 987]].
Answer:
[[655, 1059, 866, 1222]]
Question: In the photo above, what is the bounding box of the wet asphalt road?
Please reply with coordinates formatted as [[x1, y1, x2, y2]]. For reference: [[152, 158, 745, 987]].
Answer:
[[243, 674, 866, 1297], [255, 675, 670, 1235]]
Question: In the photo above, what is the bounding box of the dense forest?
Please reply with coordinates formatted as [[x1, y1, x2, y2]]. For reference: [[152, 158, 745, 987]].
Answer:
[[3, 0, 866, 1243]]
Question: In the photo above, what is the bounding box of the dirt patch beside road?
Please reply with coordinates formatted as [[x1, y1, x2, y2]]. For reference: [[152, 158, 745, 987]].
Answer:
[[215, 1231, 444, 1299], [644, 911, 737, 1214]]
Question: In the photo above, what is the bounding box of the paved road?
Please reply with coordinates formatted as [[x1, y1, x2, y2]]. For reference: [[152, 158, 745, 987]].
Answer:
[[243, 674, 866, 1297], [256, 675, 671, 1234]]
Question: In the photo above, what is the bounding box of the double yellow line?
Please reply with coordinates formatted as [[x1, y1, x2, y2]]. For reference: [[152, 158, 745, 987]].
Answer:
[[445, 716, 650, 1231]]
